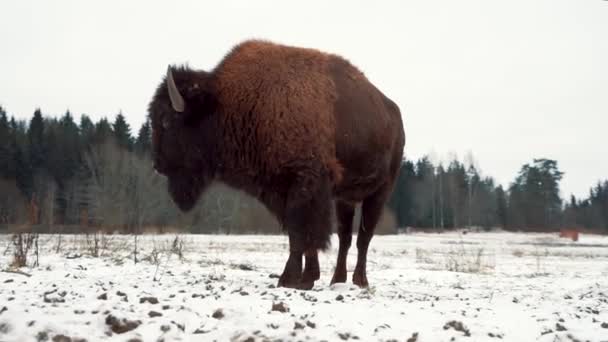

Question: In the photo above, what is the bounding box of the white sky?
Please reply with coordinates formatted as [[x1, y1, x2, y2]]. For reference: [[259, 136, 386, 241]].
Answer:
[[1, 0, 607, 198]]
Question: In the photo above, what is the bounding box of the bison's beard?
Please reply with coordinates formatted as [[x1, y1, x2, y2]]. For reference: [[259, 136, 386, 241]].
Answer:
[[168, 172, 208, 212]]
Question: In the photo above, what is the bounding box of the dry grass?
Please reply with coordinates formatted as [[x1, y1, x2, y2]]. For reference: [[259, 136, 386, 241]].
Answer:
[[10, 233, 39, 268], [415, 243, 495, 274], [530, 247, 550, 277], [444, 246, 494, 273], [415, 248, 434, 264]]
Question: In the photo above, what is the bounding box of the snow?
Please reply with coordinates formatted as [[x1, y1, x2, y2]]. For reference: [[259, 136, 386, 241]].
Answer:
[[0, 231, 607, 341]]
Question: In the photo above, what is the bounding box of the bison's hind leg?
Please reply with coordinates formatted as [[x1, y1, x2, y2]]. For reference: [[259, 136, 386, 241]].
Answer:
[[276, 249, 319, 290], [330, 200, 355, 284], [278, 172, 333, 290], [277, 249, 304, 289], [353, 183, 392, 288], [301, 248, 320, 289]]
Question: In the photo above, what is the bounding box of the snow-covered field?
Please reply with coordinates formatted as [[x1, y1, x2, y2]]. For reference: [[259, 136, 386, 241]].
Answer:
[[0, 231, 607, 342]]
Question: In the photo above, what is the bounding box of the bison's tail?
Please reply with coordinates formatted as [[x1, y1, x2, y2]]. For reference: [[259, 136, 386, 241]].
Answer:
[[308, 219, 332, 252], [328, 157, 344, 185], [284, 166, 335, 252], [309, 173, 334, 251]]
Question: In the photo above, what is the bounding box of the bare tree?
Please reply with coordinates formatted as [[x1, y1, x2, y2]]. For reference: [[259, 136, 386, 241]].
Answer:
[[464, 151, 480, 229], [127, 155, 168, 231], [126, 154, 173, 263], [83, 140, 132, 230], [0, 178, 28, 225]]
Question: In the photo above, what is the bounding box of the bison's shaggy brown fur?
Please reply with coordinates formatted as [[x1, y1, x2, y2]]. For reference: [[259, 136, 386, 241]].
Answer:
[[214, 41, 343, 184], [149, 40, 405, 289]]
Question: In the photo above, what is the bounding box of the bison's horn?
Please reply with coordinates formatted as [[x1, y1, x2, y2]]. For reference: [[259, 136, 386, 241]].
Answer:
[[166, 66, 185, 113]]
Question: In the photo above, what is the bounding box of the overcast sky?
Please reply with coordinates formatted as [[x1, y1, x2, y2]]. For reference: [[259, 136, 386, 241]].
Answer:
[[1, 0, 607, 198]]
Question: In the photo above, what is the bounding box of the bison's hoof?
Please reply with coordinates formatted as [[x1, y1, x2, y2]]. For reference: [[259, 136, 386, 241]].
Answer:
[[302, 268, 320, 283], [298, 280, 315, 290], [330, 269, 347, 285], [277, 279, 299, 289], [277, 275, 315, 290], [278, 280, 315, 290], [277, 273, 301, 289], [352, 270, 369, 288]]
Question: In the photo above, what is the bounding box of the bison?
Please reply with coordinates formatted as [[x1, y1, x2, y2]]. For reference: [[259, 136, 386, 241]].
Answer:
[[148, 40, 405, 289]]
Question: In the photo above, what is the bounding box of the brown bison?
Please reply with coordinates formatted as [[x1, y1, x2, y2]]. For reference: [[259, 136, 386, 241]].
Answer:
[[149, 40, 405, 289]]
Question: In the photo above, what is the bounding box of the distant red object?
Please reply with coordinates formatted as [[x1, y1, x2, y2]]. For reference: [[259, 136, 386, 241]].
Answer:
[[559, 229, 579, 242]]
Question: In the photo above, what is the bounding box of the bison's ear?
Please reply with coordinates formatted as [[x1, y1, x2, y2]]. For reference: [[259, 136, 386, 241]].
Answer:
[[167, 66, 218, 124], [182, 85, 218, 124]]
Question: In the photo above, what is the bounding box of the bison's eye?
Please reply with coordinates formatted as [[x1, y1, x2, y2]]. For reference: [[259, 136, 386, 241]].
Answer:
[[162, 116, 170, 129]]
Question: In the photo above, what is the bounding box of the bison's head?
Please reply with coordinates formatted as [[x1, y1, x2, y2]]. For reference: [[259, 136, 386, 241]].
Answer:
[[148, 66, 219, 211]]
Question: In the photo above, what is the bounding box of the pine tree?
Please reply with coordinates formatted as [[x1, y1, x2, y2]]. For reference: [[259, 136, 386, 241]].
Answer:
[[601, 181, 608, 232], [112, 112, 133, 150], [58, 110, 81, 180], [28, 108, 46, 171], [79, 114, 95, 148], [135, 119, 152, 156], [446, 159, 467, 228], [495, 185, 507, 228], [508, 159, 564, 230], [45, 118, 62, 181], [473, 177, 498, 229], [414, 157, 436, 228], [589, 181, 608, 231], [7, 118, 32, 197], [388, 160, 416, 228], [0, 106, 14, 178], [93, 118, 113, 144]]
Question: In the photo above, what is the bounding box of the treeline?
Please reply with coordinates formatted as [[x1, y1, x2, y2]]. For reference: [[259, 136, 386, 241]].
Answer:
[[389, 157, 608, 233], [0, 106, 607, 233], [0, 106, 288, 234]]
